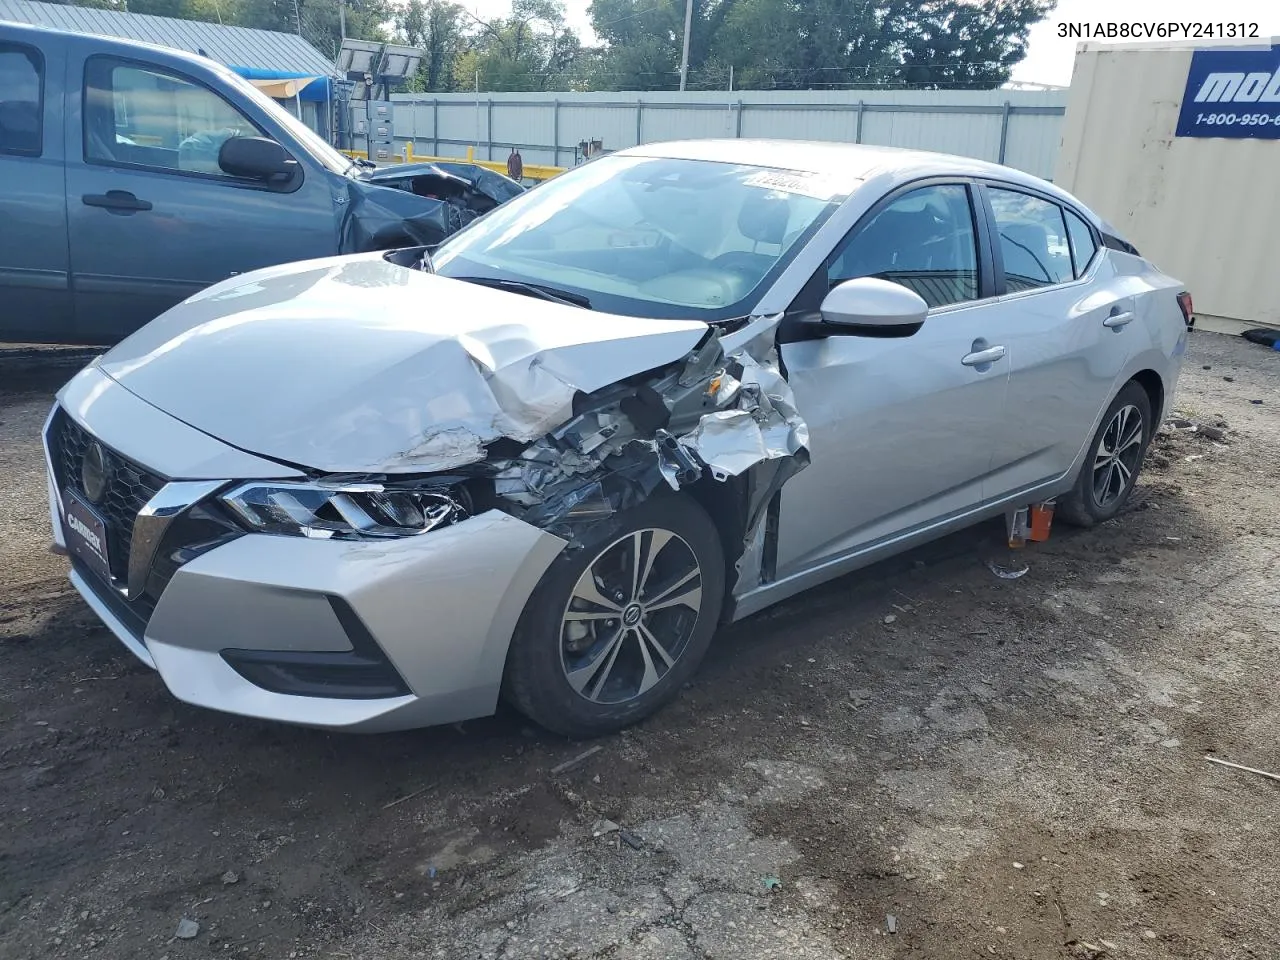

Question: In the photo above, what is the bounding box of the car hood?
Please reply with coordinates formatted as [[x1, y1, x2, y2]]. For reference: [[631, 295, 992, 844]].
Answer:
[[97, 255, 709, 474]]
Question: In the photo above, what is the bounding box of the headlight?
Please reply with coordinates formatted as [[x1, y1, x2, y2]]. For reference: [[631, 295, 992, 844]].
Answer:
[[221, 481, 466, 540]]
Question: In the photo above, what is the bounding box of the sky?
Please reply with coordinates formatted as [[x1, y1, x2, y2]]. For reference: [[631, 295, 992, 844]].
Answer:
[[460, 0, 1280, 87]]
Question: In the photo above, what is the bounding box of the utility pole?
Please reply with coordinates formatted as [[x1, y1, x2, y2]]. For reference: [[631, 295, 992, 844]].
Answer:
[[678, 0, 693, 92], [338, 0, 346, 40]]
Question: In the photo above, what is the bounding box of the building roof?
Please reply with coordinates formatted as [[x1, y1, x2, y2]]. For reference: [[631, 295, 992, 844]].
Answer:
[[0, 0, 334, 75]]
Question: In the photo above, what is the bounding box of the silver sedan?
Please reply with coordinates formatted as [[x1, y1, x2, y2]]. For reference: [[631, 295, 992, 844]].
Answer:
[[44, 140, 1192, 737]]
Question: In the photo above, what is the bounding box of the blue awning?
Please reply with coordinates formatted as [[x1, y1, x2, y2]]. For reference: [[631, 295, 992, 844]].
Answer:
[[228, 65, 331, 102]]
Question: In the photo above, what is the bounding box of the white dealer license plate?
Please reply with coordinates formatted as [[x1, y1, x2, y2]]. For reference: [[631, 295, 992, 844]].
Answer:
[[63, 490, 112, 585]]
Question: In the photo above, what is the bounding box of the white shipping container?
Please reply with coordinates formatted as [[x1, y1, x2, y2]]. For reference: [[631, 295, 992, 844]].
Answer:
[[1056, 41, 1280, 329]]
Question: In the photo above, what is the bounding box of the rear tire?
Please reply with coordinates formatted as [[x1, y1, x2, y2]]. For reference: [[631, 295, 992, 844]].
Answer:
[[502, 496, 725, 738], [1058, 381, 1153, 527]]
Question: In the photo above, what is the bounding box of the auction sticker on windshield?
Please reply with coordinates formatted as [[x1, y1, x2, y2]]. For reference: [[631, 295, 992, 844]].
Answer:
[[743, 170, 851, 201]]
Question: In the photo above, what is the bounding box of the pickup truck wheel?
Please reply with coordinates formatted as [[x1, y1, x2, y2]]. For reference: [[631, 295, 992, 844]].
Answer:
[[1058, 381, 1152, 527], [503, 496, 725, 739]]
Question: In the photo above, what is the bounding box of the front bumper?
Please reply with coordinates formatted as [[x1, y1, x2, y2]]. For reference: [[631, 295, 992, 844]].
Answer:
[[46, 367, 566, 732]]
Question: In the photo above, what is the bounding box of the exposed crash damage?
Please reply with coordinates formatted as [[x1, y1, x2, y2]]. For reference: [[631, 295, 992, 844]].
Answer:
[[475, 322, 810, 593], [304, 319, 809, 604], [344, 162, 524, 251]]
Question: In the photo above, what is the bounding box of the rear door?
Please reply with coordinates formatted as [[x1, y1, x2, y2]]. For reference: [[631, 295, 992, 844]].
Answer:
[[64, 44, 338, 342], [976, 183, 1134, 498], [0, 35, 72, 341], [775, 180, 1009, 575]]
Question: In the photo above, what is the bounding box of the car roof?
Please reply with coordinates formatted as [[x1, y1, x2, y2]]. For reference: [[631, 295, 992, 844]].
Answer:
[[619, 138, 1088, 215], [0, 19, 221, 72]]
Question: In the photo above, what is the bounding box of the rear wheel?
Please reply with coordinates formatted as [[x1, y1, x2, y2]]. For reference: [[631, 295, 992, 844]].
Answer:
[[1058, 381, 1153, 527], [503, 496, 725, 738]]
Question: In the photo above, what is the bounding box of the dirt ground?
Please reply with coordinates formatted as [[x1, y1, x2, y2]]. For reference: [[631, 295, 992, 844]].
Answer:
[[1, 330, 1277, 960]]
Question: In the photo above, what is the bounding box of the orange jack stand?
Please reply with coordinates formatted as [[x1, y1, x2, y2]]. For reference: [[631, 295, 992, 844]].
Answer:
[[1007, 501, 1056, 547]]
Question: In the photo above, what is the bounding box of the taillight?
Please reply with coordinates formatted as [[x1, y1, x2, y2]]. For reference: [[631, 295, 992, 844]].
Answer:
[[1176, 291, 1194, 328]]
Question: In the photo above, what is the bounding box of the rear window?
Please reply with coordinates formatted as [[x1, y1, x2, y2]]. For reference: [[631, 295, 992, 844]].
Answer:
[[987, 187, 1073, 292], [0, 42, 43, 157]]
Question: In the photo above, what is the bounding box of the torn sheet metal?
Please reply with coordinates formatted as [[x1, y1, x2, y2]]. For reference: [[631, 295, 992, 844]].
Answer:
[[678, 346, 809, 481], [484, 317, 811, 567], [339, 179, 460, 252]]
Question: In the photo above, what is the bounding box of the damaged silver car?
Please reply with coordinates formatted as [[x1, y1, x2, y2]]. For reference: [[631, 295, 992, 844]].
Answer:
[[43, 140, 1192, 736]]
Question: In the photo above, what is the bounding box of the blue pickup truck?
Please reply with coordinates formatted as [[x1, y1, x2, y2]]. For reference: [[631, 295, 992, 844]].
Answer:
[[0, 22, 522, 344]]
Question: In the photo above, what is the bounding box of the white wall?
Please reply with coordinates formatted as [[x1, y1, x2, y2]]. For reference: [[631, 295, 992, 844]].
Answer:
[[1056, 43, 1280, 327], [359, 88, 1067, 181]]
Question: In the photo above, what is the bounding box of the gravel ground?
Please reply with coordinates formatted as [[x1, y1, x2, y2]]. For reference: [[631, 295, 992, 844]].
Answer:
[[1, 330, 1277, 960]]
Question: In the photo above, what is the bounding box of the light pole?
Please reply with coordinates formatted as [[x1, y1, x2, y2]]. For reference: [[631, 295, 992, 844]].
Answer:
[[678, 0, 693, 91]]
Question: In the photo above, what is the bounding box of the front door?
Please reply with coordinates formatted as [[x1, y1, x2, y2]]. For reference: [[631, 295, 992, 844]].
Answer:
[[776, 182, 1010, 576], [65, 52, 337, 342]]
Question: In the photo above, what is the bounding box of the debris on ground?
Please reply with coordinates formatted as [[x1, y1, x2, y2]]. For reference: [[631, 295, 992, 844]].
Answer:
[[550, 746, 603, 776], [761, 875, 782, 891], [1162, 418, 1230, 442], [886, 914, 898, 934], [591, 819, 621, 838], [220, 870, 240, 885], [1204, 755, 1280, 784], [618, 830, 644, 850], [174, 918, 199, 940], [987, 560, 1030, 580], [1241, 327, 1280, 350]]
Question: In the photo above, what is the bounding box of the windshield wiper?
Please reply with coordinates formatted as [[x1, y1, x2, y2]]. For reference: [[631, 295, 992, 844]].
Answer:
[[455, 276, 591, 309]]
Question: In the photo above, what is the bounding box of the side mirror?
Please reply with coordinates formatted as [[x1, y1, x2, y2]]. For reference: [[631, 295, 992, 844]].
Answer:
[[218, 136, 296, 182], [819, 277, 929, 331]]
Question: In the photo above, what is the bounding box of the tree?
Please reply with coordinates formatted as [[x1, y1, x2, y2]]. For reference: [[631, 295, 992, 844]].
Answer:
[[398, 0, 469, 92], [457, 0, 590, 92], [587, 0, 738, 91], [591, 0, 1053, 91]]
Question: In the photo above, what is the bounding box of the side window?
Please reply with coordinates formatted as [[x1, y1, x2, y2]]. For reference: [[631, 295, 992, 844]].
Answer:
[[987, 187, 1073, 292], [828, 184, 979, 309], [84, 57, 262, 177], [0, 42, 43, 157], [1064, 209, 1098, 279]]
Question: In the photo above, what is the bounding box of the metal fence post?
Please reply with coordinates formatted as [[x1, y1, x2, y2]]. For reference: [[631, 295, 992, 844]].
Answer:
[[998, 100, 1011, 164], [552, 99, 560, 167], [855, 100, 864, 144], [636, 100, 643, 145], [432, 98, 438, 156], [735, 100, 744, 137], [487, 98, 494, 160]]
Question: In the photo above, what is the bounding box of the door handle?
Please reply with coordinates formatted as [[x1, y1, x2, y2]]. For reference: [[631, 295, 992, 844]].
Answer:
[[1103, 310, 1134, 328], [961, 345, 1007, 367], [82, 190, 153, 213]]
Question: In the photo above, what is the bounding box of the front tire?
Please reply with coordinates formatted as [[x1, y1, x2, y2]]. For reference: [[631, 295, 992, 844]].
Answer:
[[502, 496, 725, 738], [1058, 381, 1153, 527]]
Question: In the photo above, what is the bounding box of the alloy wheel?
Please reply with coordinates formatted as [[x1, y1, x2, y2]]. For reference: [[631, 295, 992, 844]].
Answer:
[[1091, 403, 1144, 508], [559, 528, 703, 705]]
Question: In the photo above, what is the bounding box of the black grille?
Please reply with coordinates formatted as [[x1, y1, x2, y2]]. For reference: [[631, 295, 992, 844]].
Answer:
[[52, 409, 165, 583]]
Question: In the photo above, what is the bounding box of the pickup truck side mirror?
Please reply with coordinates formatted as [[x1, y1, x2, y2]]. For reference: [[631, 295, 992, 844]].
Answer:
[[219, 136, 297, 183], [818, 277, 929, 333]]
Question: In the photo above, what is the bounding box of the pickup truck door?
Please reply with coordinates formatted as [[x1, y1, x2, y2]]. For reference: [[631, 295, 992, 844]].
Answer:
[[0, 35, 72, 342], [64, 44, 338, 342]]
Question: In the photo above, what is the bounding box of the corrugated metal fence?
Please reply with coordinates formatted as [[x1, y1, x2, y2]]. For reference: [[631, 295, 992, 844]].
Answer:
[[357, 88, 1068, 180]]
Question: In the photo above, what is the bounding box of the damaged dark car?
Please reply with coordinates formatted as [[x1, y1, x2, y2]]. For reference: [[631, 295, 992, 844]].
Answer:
[[43, 140, 1190, 736]]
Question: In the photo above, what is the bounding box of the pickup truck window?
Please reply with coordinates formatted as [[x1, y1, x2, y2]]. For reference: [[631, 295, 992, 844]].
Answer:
[[0, 42, 42, 157], [84, 57, 267, 179]]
